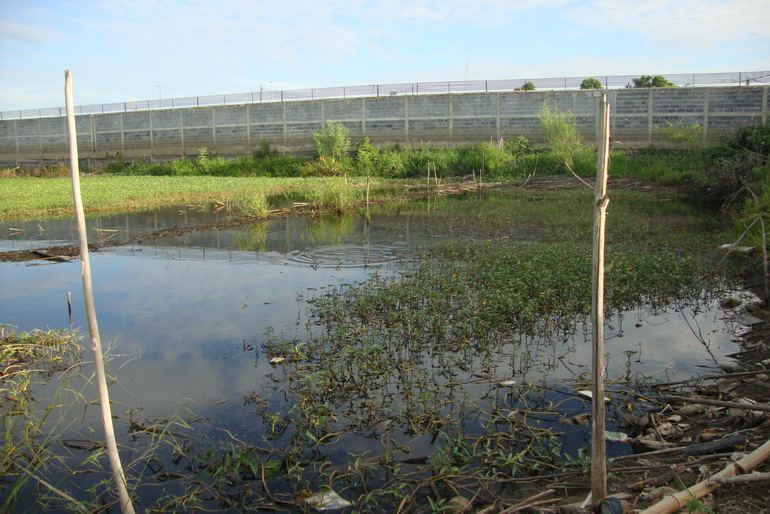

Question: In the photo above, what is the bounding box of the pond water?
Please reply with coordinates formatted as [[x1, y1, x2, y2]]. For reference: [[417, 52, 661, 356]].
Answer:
[[0, 190, 747, 510]]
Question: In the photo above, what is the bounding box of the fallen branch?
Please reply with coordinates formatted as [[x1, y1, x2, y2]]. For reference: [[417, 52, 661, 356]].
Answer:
[[663, 395, 770, 413], [640, 437, 770, 514], [498, 489, 557, 513], [705, 472, 770, 486], [651, 369, 770, 387]]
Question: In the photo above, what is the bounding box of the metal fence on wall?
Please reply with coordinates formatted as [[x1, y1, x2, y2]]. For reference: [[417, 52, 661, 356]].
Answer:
[[2, 71, 768, 121]]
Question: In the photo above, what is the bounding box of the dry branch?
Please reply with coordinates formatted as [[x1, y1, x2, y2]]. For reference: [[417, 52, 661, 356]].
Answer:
[[640, 437, 770, 514], [705, 472, 770, 486], [664, 395, 770, 413]]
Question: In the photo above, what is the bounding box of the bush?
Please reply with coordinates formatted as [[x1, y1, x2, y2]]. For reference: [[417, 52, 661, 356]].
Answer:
[[355, 137, 380, 176], [301, 155, 352, 177], [458, 142, 514, 179], [314, 121, 351, 162], [504, 136, 533, 156], [655, 122, 703, 154], [537, 104, 586, 171]]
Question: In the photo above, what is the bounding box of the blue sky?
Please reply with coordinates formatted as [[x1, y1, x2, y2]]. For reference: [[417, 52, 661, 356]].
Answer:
[[1, 0, 768, 112]]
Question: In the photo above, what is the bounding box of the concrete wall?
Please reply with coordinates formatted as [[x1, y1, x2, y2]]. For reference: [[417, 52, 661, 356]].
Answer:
[[1, 86, 767, 165]]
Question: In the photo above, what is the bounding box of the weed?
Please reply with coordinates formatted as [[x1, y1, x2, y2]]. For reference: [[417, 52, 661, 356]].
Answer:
[[537, 103, 588, 171]]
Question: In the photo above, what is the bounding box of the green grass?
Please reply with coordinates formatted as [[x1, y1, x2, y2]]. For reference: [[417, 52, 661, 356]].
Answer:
[[0, 176, 390, 222]]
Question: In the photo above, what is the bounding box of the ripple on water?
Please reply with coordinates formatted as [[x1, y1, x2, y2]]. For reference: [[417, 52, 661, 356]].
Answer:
[[282, 243, 407, 269]]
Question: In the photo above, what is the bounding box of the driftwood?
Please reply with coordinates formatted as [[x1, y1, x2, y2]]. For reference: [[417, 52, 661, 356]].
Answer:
[[664, 395, 770, 413], [640, 437, 770, 514]]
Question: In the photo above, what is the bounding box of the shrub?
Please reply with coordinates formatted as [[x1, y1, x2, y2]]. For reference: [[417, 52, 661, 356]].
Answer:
[[655, 122, 703, 153], [504, 136, 533, 156], [167, 158, 201, 176], [458, 142, 513, 179], [355, 137, 380, 176], [300, 155, 351, 177], [314, 121, 351, 162], [537, 103, 586, 171]]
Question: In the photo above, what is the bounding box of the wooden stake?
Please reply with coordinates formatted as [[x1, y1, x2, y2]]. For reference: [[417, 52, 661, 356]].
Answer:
[[591, 92, 611, 511], [65, 70, 135, 514]]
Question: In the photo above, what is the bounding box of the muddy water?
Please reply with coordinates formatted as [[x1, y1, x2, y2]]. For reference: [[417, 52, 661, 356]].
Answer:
[[0, 192, 746, 508]]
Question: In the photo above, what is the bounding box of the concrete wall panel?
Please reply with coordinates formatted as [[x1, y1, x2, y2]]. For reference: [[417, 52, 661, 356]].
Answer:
[[1, 86, 768, 164]]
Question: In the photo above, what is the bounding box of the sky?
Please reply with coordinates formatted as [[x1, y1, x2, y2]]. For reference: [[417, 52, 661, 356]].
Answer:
[[1, 0, 769, 112]]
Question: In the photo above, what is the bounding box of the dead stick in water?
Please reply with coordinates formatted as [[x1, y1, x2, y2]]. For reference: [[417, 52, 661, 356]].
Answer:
[[663, 395, 770, 413]]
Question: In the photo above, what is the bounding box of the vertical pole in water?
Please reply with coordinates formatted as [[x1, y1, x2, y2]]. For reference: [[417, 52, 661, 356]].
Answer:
[[591, 92, 611, 511], [65, 70, 135, 514]]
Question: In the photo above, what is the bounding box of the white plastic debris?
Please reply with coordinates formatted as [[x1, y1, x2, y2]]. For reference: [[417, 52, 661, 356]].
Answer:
[[605, 431, 630, 443], [577, 390, 610, 402], [304, 490, 352, 511], [269, 357, 286, 364], [719, 243, 755, 254]]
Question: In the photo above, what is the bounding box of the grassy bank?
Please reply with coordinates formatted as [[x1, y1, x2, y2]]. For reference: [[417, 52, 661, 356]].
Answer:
[[0, 175, 391, 222]]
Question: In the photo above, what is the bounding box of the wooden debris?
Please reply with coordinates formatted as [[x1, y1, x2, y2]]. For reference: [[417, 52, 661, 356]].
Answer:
[[705, 471, 770, 486], [664, 395, 770, 413], [640, 437, 770, 513]]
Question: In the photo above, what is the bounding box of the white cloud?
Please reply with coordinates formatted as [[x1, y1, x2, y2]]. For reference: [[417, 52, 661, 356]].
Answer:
[[569, 0, 770, 48], [0, 20, 64, 44]]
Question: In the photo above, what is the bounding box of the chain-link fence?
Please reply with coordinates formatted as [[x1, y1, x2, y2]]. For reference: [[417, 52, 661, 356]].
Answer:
[[3, 71, 768, 121]]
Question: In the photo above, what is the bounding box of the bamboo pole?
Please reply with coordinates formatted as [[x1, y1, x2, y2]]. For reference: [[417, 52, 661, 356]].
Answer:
[[591, 92, 611, 511], [640, 437, 770, 514], [65, 70, 135, 514]]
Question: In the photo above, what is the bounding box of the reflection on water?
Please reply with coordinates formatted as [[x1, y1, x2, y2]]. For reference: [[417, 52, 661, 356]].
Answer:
[[0, 191, 746, 509], [1, 198, 742, 412]]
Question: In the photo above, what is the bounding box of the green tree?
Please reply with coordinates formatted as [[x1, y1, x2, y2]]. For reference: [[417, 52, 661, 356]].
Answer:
[[515, 81, 536, 91], [632, 75, 676, 88], [580, 78, 603, 89]]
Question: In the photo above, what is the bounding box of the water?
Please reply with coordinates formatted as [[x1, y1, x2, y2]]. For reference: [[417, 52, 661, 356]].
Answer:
[[0, 192, 746, 510]]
